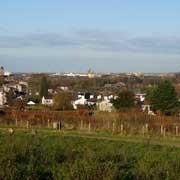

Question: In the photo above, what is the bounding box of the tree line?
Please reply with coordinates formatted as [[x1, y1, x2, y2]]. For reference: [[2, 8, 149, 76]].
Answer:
[[39, 76, 179, 116]]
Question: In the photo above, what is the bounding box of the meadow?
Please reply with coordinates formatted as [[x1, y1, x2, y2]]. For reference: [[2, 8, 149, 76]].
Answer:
[[1, 129, 180, 180]]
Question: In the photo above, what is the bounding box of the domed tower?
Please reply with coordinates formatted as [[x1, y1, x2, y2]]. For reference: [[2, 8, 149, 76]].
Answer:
[[87, 68, 95, 79], [0, 66, 5, 76]]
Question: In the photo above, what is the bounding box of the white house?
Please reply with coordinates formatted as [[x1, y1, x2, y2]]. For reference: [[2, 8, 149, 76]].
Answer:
[[3, 84, 10, 92], [108, 95, 114, 100], [17, 84, 23, 92], [42, 96, 53, 106], [97, 99, 113, 112], [0, 92, 7, 106], [104, 96, 108, 100], [60, 86, 69, 91], [97, 95, 102, 100], [136, 93, 146, 102], [35, 92, 39, 96], [72, 96, 87, 109], [142, 105, 155, 116]]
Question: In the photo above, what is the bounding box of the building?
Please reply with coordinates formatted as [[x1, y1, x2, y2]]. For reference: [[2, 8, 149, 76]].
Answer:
[[142, 105, 155, 116], [97, 99, 113, 112], [0, 91, 7, 106], [42, 96, 53, 106], [0, 67, 5, 76], [135, 93, 146, 102], [60, 86, 69, 91], [72, 96, 87, 109], [0, 66, 11, 77], [87, 68, 95, 79]]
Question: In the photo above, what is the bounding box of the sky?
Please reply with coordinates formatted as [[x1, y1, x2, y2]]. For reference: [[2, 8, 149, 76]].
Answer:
[[0, 0, 180, 73]]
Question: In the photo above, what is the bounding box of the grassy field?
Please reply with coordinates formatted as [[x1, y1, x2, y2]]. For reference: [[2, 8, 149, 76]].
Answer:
[[1, 128, 180, 180]]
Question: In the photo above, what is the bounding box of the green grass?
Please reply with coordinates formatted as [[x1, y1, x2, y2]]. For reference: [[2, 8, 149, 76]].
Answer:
[[1, 129, 180, 179]]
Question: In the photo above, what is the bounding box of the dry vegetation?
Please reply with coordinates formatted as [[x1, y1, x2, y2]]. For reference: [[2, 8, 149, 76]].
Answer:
[[1, 109, 180, 136]]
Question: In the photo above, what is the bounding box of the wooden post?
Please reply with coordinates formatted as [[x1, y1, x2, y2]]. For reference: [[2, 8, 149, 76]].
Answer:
[[145, 123, 149, 133], [26, 121, 29, 129], [15, 118, 18, 126], [88, 122, 91, 132], [48, 119, 50, 128], [142, 126, 145, 136], [112, 122, 115, 133], [160, 125, 163, 135], [176, 126, 178, 136], [107, 120, 110, 130], [120, 124, 124, 134], [80, 120, 83, 130], [163, 128, 166, 137], [59, 121, 61, 132]]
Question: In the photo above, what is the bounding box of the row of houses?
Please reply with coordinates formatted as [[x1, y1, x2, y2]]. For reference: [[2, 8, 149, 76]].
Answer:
[[41, 93, 114, 112], [0, 66, 154, 114], [0, 78, 28, 106], [41, 92, 151, 113], [0, 80, 153, 114]]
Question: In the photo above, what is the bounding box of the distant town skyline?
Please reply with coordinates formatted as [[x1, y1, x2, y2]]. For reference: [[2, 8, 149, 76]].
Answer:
[[0, 1, 180, 73]]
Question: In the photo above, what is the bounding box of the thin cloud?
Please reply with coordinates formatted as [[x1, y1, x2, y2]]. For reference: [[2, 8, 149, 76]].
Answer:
[[0, 30, 180, 54], [0, 33, 79, 48], [75, 30, 180, 54]]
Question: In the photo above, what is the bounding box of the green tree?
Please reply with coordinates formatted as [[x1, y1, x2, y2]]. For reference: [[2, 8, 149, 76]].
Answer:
[[112, 90, 135, 110], [53, 91, 73, 110], [39, 76, 48, 98], [149, 80, 179, 116]]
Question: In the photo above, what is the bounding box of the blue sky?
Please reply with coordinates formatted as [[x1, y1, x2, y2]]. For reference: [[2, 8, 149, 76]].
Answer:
[[0, 0, 180, 73]]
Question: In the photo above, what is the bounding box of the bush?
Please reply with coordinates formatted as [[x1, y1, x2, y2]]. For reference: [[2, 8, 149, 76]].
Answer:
[[1, 133, 180, 179]]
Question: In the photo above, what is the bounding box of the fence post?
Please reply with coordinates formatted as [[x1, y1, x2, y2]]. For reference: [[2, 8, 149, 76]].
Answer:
[[120, 124, 124, 134], [15, 118, 18, 126], [107, 120, 110, 130], [112, 122, 115, 133], [80, 120, 83, 130], [163, 128, 166, 137], [142, 126, 145, 136], [176, 126, 178, 136], [59, 121, 61, 132], [88, 122, 91, 132], [48, 119, 50, 128], [160, 125, 163, 135], [26, 120, 29, 129], [145, 123, 149, 133]]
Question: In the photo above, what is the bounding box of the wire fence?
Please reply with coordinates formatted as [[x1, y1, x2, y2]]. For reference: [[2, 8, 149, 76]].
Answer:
[[0, 109, 180, 136]]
